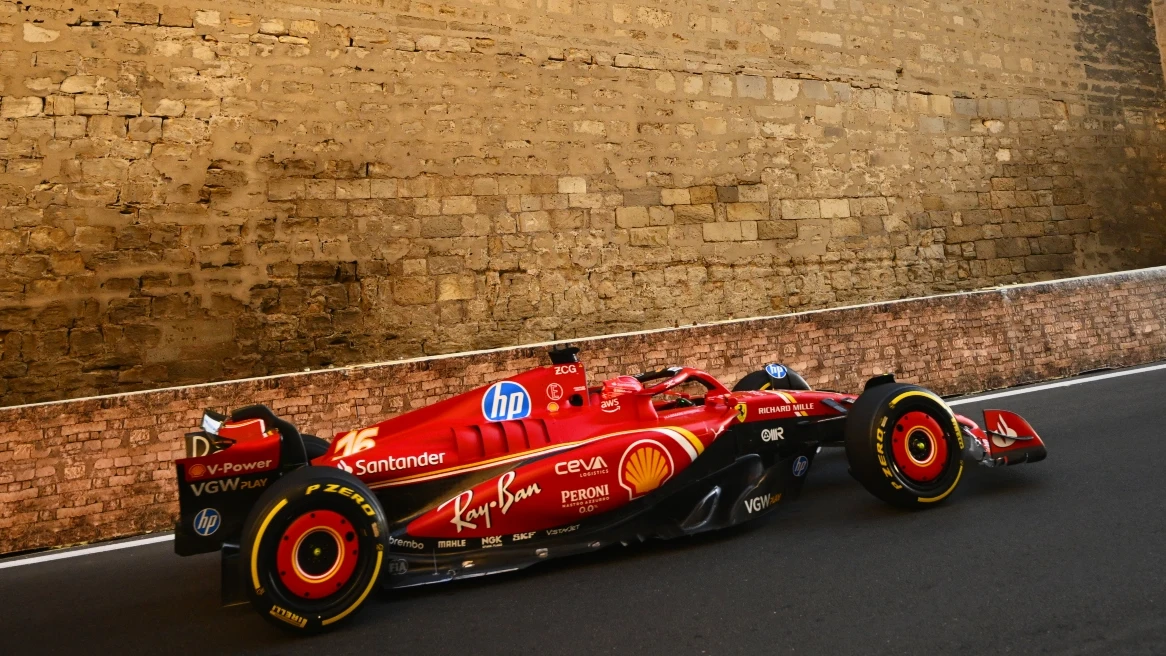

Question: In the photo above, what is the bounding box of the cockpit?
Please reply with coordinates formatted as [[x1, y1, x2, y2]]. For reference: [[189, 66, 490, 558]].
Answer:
[[591, 367, 729, 418]]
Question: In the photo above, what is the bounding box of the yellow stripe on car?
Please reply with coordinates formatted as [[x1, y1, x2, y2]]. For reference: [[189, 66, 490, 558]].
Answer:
[[672, 426, 705, 456]]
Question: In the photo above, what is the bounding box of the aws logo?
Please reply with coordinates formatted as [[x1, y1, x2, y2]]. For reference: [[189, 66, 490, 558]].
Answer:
[[618, 440, 674, 500]]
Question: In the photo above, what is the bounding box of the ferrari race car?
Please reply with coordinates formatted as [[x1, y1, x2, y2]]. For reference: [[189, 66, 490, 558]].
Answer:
[[174, 347, 1046, 634]]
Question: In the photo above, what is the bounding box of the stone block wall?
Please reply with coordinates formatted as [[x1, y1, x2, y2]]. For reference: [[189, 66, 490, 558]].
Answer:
[[0, 0, 1164, 405], [1, 266, 1164, 555]]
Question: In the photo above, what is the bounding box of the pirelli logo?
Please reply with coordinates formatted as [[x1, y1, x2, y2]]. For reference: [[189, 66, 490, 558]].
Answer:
[[270, 605, 308, 628]]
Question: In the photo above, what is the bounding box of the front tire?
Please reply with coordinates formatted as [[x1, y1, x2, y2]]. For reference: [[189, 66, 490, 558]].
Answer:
[[844, 383, 965, 508], [240, 466, 388, 634]]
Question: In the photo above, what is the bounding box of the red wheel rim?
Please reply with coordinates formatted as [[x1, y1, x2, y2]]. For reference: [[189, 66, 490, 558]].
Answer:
[[276, 510, 360, 600], [890, 411, 948, 483]]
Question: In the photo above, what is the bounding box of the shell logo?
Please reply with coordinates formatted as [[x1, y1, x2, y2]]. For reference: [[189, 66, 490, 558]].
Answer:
[[618, 440, 674, 499], [188, 464, 208, 479]]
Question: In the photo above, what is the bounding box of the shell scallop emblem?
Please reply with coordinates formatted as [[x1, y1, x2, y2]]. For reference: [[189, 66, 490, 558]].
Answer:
[[618, 440, 675, 499]]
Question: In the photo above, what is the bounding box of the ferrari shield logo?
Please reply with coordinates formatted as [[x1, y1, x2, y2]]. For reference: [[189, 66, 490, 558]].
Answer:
[[735, 403, 747, 422]]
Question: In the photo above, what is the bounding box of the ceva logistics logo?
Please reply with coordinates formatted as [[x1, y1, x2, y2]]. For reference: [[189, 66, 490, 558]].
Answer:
[[483, 381, 531, 422]]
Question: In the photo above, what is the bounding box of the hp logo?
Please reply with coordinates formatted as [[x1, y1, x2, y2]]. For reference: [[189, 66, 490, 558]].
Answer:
[[482, 381, 531, 422], [192, 508, 221, 537], [765, 364, 788, 379], [792, 456, 809, 477]]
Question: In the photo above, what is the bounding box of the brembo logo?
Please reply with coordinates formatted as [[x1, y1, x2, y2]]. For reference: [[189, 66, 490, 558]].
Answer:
[[188, 459, 273, 480], [388, 536, 425, 550], [554, 456, 608, 476]]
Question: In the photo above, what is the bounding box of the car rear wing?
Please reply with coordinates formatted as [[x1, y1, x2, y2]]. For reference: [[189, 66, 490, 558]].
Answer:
[[174, 405, 310, 557]]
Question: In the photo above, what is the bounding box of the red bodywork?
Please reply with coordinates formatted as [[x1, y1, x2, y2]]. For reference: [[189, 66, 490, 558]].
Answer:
[[178, 361, 1045, 543], [303, 363, 852, 537]]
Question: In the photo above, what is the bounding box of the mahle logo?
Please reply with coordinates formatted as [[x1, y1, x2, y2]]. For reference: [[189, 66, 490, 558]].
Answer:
[[482, 381, 531, 422]]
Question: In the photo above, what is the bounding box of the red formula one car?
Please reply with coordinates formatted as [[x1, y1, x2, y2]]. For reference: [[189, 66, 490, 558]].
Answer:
[[174, 347, 1046, 633]]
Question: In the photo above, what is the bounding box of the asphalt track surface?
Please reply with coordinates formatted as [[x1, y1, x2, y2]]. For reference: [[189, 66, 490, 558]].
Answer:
[[3, 364, 1165, 655]]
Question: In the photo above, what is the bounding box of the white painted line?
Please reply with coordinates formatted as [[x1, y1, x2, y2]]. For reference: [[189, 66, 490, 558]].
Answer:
[[947, 362, 1166, 406], [2, 361, 1163, 570], [0, 533, 173, 570]]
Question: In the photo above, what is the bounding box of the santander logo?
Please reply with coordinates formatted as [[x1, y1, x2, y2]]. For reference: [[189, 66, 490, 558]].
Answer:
[[992, 416, 1018, 448]]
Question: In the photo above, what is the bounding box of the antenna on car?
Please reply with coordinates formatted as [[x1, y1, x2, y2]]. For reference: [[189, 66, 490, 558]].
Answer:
[[548, 345, 580, 364]]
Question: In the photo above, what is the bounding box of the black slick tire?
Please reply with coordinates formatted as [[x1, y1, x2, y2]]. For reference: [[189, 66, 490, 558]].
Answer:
[[844, 383, 965, 509], [239, 466, 388, 634], [302, 435, 330, 461]]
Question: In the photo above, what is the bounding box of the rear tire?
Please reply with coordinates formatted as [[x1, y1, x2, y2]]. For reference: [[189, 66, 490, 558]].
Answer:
[[844, 383, 965, 508], [303, 435, 330, 461], [733, 364, 811, 392], [240, 466, 388, 634]]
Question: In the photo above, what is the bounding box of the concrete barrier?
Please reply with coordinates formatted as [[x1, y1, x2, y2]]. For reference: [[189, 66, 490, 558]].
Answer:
[[2, 266, 1164, 555]]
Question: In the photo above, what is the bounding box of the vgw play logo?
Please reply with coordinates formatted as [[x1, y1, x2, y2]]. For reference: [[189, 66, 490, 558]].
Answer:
[[482, 381, 531, 422]]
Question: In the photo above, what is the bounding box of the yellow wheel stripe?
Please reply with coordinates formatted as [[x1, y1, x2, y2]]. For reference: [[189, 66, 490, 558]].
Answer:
[[322, 549, 383, 626], [889, 389, 963, 442], [251, 498, 288, 590], [918, 462, 963, 503], [887, 389, 964, 502]]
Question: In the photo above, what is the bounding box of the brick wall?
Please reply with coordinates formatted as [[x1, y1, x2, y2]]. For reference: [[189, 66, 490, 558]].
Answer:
[[1, 266, 1164, 555], [1, 0, 1165, 406]]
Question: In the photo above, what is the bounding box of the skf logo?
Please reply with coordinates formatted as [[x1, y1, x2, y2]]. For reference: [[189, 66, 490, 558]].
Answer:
[[618, 440, 674, 499], [483, 381, 531, 422], [735, 403, 747, 422]]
